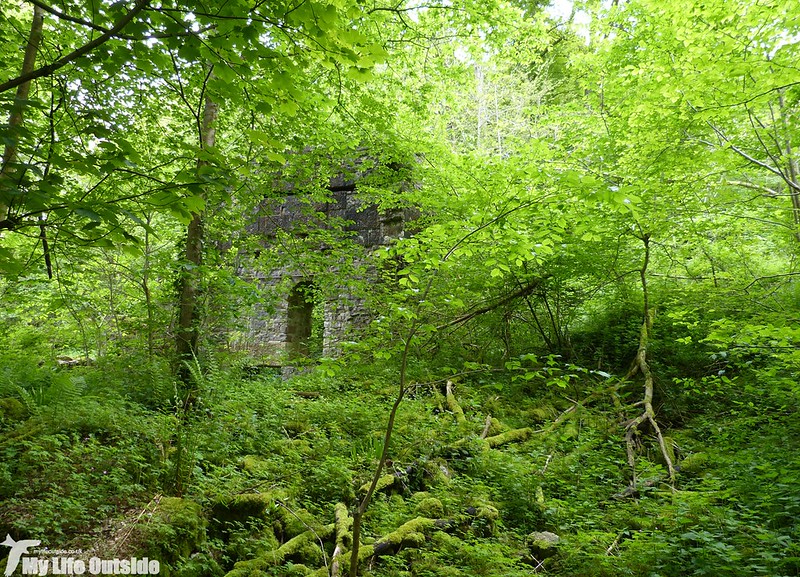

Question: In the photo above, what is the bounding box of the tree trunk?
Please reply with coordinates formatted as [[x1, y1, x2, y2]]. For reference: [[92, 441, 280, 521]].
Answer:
[[623, 233, 676, 485], [778, 92, 800, 242], [0, 5, 44, 227], [175, 93, 218, 386]]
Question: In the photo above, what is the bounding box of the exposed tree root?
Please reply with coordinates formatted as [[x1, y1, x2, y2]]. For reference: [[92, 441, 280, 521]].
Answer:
[[623, 313, 676, 484]]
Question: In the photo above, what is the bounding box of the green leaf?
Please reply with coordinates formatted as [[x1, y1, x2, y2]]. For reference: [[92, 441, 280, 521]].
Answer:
[[183, 196, 205, 214], [75, 208, 103, 222]]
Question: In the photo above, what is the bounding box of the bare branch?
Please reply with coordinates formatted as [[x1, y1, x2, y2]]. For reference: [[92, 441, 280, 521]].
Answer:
[[743, 272, 800, 291], [436, 276, 545, 331], [725, 180, 780, 196]]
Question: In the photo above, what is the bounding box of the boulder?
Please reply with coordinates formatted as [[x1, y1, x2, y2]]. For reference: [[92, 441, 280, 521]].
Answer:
[[527, 531, 560, 559]]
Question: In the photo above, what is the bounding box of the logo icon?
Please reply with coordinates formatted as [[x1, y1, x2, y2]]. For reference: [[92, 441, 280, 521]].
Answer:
[[1, 535, 41, 576]]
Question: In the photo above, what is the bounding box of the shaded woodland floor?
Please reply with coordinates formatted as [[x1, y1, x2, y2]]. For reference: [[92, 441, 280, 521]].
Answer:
[[0, 353, 798, 577]]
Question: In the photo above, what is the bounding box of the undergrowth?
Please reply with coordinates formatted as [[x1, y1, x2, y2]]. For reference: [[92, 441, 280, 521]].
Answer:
[[0, 350, 797, 577]]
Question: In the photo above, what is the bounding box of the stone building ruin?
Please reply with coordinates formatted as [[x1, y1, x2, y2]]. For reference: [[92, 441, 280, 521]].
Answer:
[[233, 159, 414, 366]]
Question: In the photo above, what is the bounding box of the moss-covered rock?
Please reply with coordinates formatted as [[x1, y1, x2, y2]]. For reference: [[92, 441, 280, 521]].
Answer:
[[292, 541, 325, 566], [284, 420, 310, 436], [415, 497, 444, 518], [212, 492, 277, 524], [527, 531, 560, 559], [272, 438, 313, 457], [680, 452, 710, 475], [526, 405, 554, 423], [283, 564, 311, 576], [241, 455, 271, 475], [138, 497, 207, 574], [461, 502, 499, 538], [0, 397, 27, 422]]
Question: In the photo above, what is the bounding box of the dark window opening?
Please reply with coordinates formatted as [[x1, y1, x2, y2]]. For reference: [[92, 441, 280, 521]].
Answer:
[[328, 181, 356, 193], [286, 280, 323, 360]]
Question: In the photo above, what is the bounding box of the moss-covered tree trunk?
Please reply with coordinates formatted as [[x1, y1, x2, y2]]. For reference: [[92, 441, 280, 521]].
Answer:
[[0, 5, 43, 229], [175, 91, 217, 387]]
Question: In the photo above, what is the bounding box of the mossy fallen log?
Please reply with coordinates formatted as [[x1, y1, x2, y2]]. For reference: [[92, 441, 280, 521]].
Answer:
[[333, 502, 353, 549], [484, 427, 533, 448], [445, 380, 466, 425], [359, 473, 398, 495], [358, 516, 438, 560], [304, 514, 459, 577], [290, 390, 321, 399], [224, 523, 335, 577], [234, 516, 457, 577], [331, 502, 353, 577]]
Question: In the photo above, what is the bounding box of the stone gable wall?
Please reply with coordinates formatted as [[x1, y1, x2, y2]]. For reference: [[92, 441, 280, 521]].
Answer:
[[232, 168, 412, 366]]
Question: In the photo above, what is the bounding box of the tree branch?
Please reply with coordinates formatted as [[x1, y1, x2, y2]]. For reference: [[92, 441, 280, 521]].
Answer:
[[436, 276, 545, 331], [743, 272, 800, 291], [0, 0, 150, 94], [26, 0, 212, 40]]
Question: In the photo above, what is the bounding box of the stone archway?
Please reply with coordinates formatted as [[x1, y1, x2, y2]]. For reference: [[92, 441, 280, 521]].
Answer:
[[286, 280, 321, 359]]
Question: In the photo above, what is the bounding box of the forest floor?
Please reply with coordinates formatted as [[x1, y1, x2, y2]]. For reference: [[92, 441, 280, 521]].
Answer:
[[0, 355, 798, 577]]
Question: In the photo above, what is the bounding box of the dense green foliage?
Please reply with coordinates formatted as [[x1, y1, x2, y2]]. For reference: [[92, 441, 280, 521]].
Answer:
[[1, 348, 799, 576], [1, 0, 800, 575]]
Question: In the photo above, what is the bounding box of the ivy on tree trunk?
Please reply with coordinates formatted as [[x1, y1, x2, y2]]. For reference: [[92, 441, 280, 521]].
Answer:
[[176, 89, 218, 388]]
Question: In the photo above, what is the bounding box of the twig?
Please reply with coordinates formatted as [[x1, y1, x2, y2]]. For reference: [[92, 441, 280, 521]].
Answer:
[[111, 494, 162, 555], [606, 530, 624, 556]]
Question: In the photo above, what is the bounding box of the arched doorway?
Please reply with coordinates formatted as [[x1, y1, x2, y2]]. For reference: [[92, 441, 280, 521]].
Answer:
[[286, 280, 322, 359]]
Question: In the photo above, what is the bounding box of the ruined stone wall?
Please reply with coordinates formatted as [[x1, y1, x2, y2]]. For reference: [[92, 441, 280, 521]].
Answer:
[[233, 169, 412, 365]]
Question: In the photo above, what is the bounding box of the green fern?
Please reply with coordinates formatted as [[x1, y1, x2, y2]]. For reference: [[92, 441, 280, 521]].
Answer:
[[16, 373, 85, 419]]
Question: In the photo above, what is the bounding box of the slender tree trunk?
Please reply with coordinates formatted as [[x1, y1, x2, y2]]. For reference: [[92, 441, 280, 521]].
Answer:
[[778, 93, 800, 242], [38, 214, 52, 278], [175, 94, 218, 386], [624, 232, 676, 485], [143, 213, 155, 361], [1, 5, 44, 227]]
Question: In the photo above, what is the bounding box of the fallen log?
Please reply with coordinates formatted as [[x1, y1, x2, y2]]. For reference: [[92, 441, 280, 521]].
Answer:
[[224, 523, 335, 577], [330, 503, 353, 577], [305, 516, 452, 577], [358, 473, 398, 495], [445, 380, 466, 425], [484, 427, 534, 448]]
